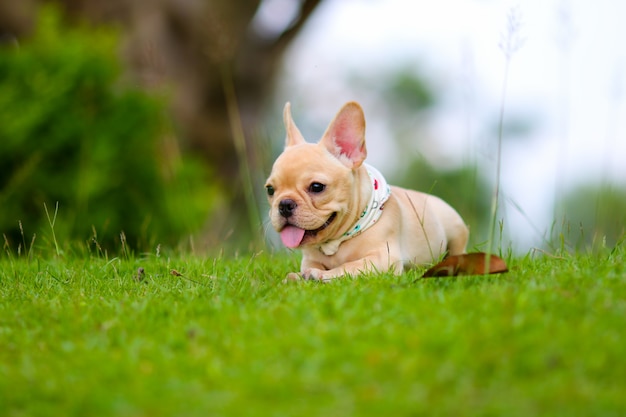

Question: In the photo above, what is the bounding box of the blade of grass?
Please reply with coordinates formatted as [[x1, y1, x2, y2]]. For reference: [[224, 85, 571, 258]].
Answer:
[[221, 64, 263, 250], [43, 202, 61, 257], [486, 7, 525, 271]]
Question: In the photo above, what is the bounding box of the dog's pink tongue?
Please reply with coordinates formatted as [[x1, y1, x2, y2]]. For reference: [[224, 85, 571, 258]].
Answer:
[[280, 225, 306, 248]]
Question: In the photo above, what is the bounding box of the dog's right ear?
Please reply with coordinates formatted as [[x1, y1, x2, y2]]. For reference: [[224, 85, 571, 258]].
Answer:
[[283, 102, 306, 147]]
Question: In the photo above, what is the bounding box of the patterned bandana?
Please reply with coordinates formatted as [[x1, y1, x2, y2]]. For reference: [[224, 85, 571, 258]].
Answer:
[[318, 163, 392, 256]]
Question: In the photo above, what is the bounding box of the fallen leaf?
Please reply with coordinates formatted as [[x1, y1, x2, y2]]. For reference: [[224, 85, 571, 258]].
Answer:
[[422, 252, 508, 278]]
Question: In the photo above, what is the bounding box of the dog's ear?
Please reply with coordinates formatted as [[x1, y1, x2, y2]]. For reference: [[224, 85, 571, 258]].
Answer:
[[320, 101, 367, 168], [283, 102, 306, 147]]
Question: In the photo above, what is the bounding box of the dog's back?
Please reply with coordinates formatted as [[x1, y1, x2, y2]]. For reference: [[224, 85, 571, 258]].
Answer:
[[390, 186, 469, 266]]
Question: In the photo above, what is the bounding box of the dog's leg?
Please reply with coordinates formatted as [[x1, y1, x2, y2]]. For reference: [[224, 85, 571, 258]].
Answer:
[[446, 223, 469, 256], [302, 252, 403, 282]]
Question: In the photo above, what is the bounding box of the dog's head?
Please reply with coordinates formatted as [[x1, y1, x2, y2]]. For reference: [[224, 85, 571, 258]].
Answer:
[[265, 102, 368, 248]]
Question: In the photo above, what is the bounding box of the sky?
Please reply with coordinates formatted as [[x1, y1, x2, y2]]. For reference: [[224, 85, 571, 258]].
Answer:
[[267, 0, 626, 250]]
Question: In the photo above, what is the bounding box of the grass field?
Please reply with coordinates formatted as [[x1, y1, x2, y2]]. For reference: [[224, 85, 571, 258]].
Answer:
[[1, 244, 625, 417]]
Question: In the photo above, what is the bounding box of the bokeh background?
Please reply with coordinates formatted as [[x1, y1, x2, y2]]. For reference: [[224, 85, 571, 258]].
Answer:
[[1, 0, 624, 255]]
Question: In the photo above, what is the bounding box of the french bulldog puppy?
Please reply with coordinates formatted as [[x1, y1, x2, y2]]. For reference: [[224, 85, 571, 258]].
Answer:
[[265, 101, 469, 281]]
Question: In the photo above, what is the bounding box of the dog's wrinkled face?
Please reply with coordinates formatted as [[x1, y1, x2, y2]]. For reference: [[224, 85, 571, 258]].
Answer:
[[265, 102, 367, 249], [265, 145, 355, 248]]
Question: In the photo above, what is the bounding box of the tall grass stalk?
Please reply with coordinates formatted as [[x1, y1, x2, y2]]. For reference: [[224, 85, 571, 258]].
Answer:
[[16, 220, 37, 261], [553, 2, 573, 223], [43, 201, 61, 257], [221, 64, 263, 248], [486, 7, 525, 267]]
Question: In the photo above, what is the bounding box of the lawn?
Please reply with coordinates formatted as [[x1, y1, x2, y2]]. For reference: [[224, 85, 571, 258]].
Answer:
[[1, 245, 625, 416]]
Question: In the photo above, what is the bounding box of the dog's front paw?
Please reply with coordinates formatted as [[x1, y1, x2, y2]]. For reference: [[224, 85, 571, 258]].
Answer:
[[282, 272, 302, 283], [302, 268, 335, 282]]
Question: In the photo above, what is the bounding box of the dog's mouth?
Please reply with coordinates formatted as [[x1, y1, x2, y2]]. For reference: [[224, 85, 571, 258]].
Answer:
[[280, 212, 337, 248]]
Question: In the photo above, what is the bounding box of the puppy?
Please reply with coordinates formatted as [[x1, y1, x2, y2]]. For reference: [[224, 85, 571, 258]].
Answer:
[[265, 101, 469, 281]]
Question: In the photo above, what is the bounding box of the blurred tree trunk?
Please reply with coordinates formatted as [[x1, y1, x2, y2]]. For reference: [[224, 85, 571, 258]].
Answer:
[[0, 0, 321, 244]]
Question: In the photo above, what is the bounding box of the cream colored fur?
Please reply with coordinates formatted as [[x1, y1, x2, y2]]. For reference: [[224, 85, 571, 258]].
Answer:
[[265, 101, 469, 281]]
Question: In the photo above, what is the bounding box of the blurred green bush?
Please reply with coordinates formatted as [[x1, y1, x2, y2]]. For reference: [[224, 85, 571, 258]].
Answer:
[[0, 6, 220, 251]]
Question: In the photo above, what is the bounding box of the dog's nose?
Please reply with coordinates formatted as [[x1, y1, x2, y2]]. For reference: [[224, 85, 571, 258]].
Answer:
[[278, 199, 297, 218]]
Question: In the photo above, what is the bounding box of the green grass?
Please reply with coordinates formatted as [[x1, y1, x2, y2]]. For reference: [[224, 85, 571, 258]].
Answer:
[[1, 246, 625, 417]]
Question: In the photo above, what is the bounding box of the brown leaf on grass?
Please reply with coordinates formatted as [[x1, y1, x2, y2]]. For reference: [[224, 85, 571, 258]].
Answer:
[[422, 252, 508, 278]]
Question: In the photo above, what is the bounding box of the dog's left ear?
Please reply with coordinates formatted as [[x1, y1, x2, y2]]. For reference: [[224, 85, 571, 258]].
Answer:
[[320, 101, 367, 168]]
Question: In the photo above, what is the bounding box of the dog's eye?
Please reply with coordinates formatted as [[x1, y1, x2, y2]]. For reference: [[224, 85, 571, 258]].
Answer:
[[266, 185, 275, 196], [309, 182, 326, 193]]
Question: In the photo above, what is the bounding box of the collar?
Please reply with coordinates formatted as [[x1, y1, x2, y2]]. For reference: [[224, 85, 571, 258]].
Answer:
[[318, 163, 391, 256]]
